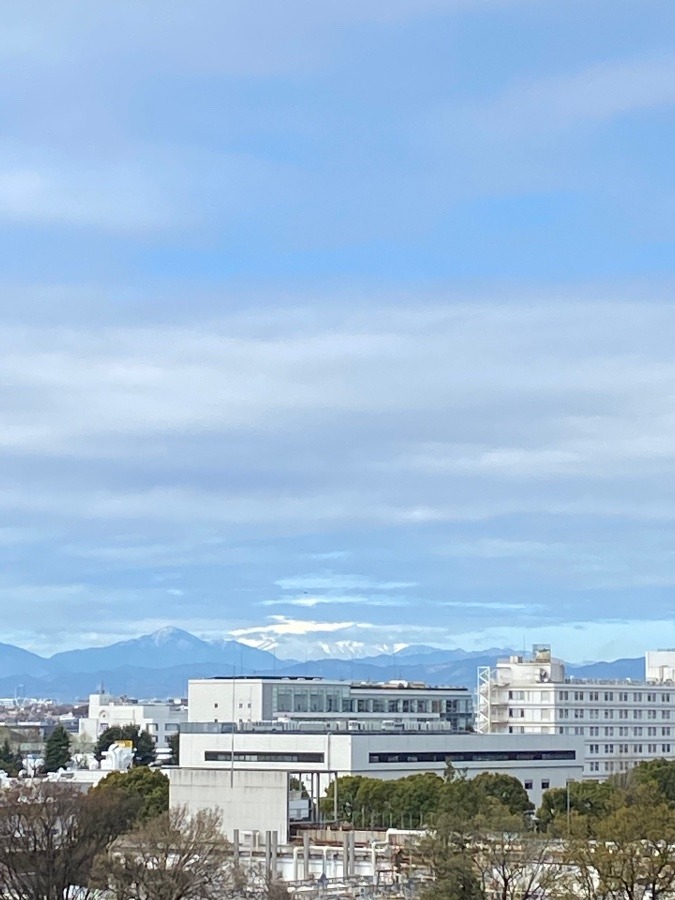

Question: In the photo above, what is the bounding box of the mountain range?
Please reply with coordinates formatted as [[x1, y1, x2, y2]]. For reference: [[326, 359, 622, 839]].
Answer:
[[0, 627, 647, 702]]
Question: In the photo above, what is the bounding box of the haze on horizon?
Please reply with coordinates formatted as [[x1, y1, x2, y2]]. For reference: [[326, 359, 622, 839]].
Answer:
[[0, 1, 674, 664]]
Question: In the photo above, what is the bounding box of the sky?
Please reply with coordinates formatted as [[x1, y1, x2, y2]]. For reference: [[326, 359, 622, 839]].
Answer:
[[1, 0, 675, 662]]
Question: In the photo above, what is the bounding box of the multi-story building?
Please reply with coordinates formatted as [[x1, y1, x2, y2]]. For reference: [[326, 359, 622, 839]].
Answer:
[[477, 645, 675, 779], [78, 691, 187, 749], [187, 676, 473, 731]]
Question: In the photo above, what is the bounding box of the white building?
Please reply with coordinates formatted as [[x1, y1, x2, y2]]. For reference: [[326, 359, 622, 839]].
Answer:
[[169, 725, 583, 841], [78, 691, 187, 749], [477, 645, 675, 779], [188, 676, 473, 731]]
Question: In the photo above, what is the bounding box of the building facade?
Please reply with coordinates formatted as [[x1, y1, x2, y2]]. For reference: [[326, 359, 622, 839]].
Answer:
[[188, 676, 473, 731], [477, 645, 675, 778], [78, 691, 187, 749], [170, 726, 583, 840]]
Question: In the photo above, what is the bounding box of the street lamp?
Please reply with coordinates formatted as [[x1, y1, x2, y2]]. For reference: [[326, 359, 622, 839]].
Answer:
[[566, 778, 575, 835]]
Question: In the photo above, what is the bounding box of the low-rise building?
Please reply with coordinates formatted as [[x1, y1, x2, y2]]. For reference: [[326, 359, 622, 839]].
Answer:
[[169, 724, 583, 841], [188, 676, 473, 731], [78, 691, 187, 749]]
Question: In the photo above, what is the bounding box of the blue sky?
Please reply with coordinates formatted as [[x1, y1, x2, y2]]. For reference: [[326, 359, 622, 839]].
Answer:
[[1, 0, 675, 661]]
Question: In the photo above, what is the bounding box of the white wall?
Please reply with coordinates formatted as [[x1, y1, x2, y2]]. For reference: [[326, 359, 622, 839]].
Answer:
[[188, 680, 265, 724], [168, 768, 290, 842]]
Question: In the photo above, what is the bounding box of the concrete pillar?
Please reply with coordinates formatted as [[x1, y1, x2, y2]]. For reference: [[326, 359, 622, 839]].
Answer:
[[303, 830, 310, 880], [348, 831, 356, 877], [271, 830, 278, 877], [265, 830, 272, 875], [342, 831, 349, 878], [232, 829, 239, 866]]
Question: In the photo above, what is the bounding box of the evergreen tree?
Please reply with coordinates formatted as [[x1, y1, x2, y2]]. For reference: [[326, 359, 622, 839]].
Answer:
[[0, 739, 22, 777], [43, 725, 72, 773], [92, 766, 169, 821], [94, 724, 156, 767], [167, 731, 179, 765]]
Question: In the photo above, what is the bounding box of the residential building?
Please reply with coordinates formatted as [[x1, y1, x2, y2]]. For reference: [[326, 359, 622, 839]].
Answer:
[[78, 691, 187, 749], [477, 645, 675, 778], [188, 676, 473, 731]]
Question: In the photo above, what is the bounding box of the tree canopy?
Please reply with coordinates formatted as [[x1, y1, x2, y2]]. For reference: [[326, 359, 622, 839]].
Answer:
[[94, 724, 156, 766], [92, 765, 169, 821], [43, 724, 72, 773]]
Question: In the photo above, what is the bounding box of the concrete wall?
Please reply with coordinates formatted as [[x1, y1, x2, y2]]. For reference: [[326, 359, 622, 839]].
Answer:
[[168, 767, 290, 842], [188, 680, 265, 724], [179, 729, 583, 809]]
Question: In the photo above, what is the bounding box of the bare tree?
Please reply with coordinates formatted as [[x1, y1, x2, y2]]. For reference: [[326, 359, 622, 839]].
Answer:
[[0, 781, 139, 900], [98, 806, 236, 900]]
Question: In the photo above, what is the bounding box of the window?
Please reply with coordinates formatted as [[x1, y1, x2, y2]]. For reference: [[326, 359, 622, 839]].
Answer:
[[604, 744, 614, 754], [205, 751, 324, 763], [604, 692, 614, 702], [165, 724, 179, 733], [634, 745, 643, 753], [663, 727, 671, 736], [648, 710, 657, 720], [589, 744, 599, 754], [634, 727, 643, 736], [634, 692, 642, 702], [605, 727, 614, 736], [605, 762, 614, 772], [619, 710, 628, 719], [541, 780, 550, 790], [590, 692, 599, 701], [560, 691, 569, 701], [590, 726, 599, 736], [633, 710, 643, 719], [589, 710, 599, 719], [369, 749, 577, 764], [524, 780, 533, 790], [590, 761, 600, 772], [663, 711, 671, 720], [604, 710, 614, 719], [214, 703, 219, 709], [648, 693, 657, 702], [619, 727, 628, 736], [663, 744, 672, 753], [649, 744, 657, 753], [574, 691, 584, 701], [648, 727, 657, 737], [619, 692, 628, 702], [663, 694, 671, 703], [574, 709, 584, 719]]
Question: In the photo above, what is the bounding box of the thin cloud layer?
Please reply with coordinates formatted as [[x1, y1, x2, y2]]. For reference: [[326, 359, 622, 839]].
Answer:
[[0, 1, 673, 659]]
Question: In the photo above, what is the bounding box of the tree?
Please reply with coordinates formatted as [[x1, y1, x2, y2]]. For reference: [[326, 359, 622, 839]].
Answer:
[[92, 766, 169, 821], [94, 724, 156, 766], [472, 772, 534, 818], [98, 806, 234, 900], [168, 730, 180, 765], [0, 781, 138, 900], [537, 778, 616, 833], [0, 738, 23, 777], [43, 723, 72, 773], [565, 799, 675, 900]]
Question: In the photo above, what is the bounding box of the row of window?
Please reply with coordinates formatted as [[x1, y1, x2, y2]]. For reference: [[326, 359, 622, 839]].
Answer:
[[588, 743, 671, 755], [368, 750, 576, 764], [559, 691, 668, 703], [204, 751, 325, 763], [558, 725, 672, 737]]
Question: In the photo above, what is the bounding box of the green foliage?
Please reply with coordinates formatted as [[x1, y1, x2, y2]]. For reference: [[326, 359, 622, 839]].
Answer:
[[537, 779, 617, 833], [92, 766, 169, 821], [167, 731, 179, 765], [626, 757, 675, 804], [94, 724, 156, 766], [471, 771, 534, 816], [322, 768, 533, 830], [0, 739, 22, 777], [43, 724, 72, 773]]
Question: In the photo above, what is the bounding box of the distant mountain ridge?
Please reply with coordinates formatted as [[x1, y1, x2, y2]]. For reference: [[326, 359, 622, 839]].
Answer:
[[0, 628, 646, 701]]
